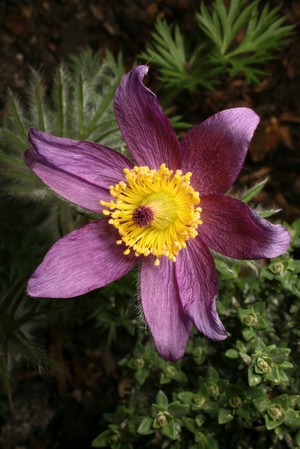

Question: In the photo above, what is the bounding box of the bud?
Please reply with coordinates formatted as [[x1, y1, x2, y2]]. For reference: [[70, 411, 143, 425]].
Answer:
[[110, 433, 120, 444], [243, 312, 258, 327], [165, 365, 176, 378], [133, 357, 144, 369], [229, 395, 243, 409], [207, 383, 219, 398], [156, 411, 168, 428], [195, 414, 205, 427], [270, 262, 285, 275], [194, 346, 204, 358], [193, 395, 206, 408], [255, 356, 272, 374], [268, 404, 285, 421]]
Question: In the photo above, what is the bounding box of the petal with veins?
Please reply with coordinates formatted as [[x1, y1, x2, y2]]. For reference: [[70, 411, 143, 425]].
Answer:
[[27, 219, 137, 298]]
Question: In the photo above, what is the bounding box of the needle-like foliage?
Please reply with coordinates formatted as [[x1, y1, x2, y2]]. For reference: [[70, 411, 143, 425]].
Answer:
[[140, 0, 294, 92], [197, 0, 294, 83], [140, 19, 221, 92], [0, 49, 125, 195]]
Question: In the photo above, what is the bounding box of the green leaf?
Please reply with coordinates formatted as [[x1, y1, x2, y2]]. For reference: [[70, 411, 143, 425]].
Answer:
[[134, 369, 149, 385], [256, 207, 281, 218], [241, 178, 268, 203], [82, 78, 119, 140], [91, 430, 111, 447], [265, 416, 283, 430], [225, 349, 239, 359], [137, 417, 154, 435], [29, 69, 47, 131], [248, 368, 262, 386], [156, 390, 169, 409], [195, 431, 219, 449], [161, 420, 178, 440], [182, 417, 196, 433], [270, 348, 291, 364], [218, 408, 234, 425], [53, 66, 68, 136], [168, 402, 190, 418], [7, 93, 28, 143], [284, 410, 300, 429], [242, 328, 256, 341], [178, 391, 195, 404]]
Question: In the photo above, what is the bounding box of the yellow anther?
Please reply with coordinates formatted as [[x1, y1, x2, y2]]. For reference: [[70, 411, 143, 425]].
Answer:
[[100, 164, 202, 265]]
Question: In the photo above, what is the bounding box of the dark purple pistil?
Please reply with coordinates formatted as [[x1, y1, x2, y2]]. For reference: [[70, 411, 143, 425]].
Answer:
[[132, 206, 154, 227]]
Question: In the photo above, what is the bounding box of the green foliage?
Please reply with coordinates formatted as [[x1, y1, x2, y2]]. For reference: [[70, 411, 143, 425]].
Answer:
[[0, 281, 57, 390], [140, 19, 220, 91], [0, 198, 60, 390], [90, 271, 138, 346], [140, 0, 294, 92], [91, 219, 300, 448], [0, 49, 125, 196], [197, 0, 294, 83], [240, 177, 269, 203]]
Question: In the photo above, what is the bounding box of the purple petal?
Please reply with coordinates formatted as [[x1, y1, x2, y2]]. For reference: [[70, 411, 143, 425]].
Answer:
[[27, 219, 137, 298], [25, 129, 133, 213], [114, 66, 181, 170], [200, 194, 291, 259], [140, 256, 192, 361], [180, 108, 260, 195], [176, 238, 228, 341]]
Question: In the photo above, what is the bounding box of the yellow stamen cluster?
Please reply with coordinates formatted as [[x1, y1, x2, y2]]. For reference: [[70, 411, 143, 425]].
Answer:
[[100, 164, 202, 265]]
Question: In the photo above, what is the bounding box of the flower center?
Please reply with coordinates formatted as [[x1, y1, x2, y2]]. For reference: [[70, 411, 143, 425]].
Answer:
[[100, 164, 202, 265], [132, 205, 154, 227]]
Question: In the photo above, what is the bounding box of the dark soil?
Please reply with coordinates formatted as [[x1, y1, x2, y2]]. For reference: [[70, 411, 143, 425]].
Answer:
[[0, 1, 299, 448]]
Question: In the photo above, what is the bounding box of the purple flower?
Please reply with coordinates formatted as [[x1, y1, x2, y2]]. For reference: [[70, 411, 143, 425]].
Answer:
[[24, 66, 290, 361]]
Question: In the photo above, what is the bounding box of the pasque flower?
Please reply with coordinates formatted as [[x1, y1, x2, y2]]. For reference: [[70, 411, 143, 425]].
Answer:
[[24, 66, 290, 361]]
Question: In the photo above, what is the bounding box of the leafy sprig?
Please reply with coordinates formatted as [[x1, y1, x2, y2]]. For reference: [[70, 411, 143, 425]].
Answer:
[[140, 19, 221, 92], [197, 0, 294, 83], [140, 0, 294, 92]]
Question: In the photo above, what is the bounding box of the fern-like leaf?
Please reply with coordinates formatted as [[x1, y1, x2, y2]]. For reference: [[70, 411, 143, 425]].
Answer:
[[197, 0, 294, 83], [140, 19, 219, 92]]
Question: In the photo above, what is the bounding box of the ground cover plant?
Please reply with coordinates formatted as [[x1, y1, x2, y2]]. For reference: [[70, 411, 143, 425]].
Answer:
[[0, 1, 299, 448]]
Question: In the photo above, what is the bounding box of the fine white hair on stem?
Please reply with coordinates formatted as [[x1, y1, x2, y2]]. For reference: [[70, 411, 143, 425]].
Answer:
[[134, 264, 147, 331]]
